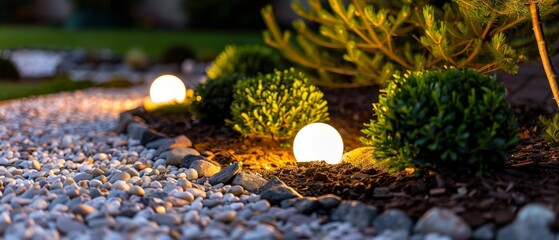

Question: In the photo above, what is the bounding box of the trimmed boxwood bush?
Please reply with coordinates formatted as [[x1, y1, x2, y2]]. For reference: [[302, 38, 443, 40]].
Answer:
[[227, 68, 329, 141], [206, 44, 285, 80], [361, 68, 518, 175]]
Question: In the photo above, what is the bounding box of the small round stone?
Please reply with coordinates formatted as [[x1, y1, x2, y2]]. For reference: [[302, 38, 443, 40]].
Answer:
[[130, 185, 145, 196]]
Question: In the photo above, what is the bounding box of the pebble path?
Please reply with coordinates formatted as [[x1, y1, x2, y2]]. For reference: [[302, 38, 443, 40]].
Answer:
[[0, 87, 556, 240]]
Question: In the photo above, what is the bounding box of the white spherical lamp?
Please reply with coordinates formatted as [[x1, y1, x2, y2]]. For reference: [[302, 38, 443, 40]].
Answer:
[[293, 123, 344, 164], [149, 75, 186, 104]]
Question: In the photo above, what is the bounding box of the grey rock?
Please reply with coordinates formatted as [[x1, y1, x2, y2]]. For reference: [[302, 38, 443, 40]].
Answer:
[[71, 203, 96, 216], [232, 172, 268, 191], [202, 199, 222, 208], [260, 176, 303, 205], [413, 208, 471, 240], [181, 154, 206, 168], [109, 172, 131, 183], [183, 168, 198, 180], [88, 216, 116, 229], [317, 194, 342, 209], [73, 172, 93, 182], [122, 167, 140, 178], [215, 210, 236, 223], [473, 224, 495, 240], [209, 162, 241, 185], [373, 209, 413, 233], [190, 160, 221, 178], [166, 148, 200, 167], [331, 200, 378, 229], [145, 138, 173, 149], [516, 203, 555, 226], [151, 214, 181, 226], [294, 197, 320, 214], [496, 221, 554, 240], [170, 135, 193, 149], [56, 216, 86, 234], [227, 185, 244, 197], [90, 188, 108, 199], [130, 185, 145, 196], [127, 122, 148, 140], [140, 128, 168, 145]]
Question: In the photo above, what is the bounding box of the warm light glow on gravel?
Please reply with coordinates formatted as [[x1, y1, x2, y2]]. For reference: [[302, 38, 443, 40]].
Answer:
[[149, 75, 186, 104], [293, 123, 344, 164]]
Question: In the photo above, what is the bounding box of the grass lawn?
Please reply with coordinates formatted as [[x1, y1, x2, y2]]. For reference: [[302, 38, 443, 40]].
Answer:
[[0, 26, 263, 59]]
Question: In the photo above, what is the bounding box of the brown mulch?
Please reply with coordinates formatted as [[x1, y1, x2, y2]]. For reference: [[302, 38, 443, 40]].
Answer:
[[134, 86, 559, 229]]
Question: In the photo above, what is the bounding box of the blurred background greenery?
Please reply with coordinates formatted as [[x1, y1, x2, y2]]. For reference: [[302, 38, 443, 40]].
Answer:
[[0, 0, 297, 101]]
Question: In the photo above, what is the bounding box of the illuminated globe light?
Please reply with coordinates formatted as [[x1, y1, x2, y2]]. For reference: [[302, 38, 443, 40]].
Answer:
[[149, 75, 187, 104], [293, 123, 344, 164]]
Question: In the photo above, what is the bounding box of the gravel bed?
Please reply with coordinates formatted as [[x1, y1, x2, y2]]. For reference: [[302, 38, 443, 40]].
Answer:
[[0, 87, 556, 240]]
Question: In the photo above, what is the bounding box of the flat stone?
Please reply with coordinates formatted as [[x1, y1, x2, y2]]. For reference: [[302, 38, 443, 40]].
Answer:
[[109, 172, 131, 183], [232, 172, 268, 191], [173, 191, 194, 201], [190, 160, 220, 178], [227, 185, 244, 197], [170, 135, 193, 149], [145, 138, 173, 149], [73, 173, 93, 182], [140, 129, 168, 145], [373, 209, 413, 233], [215, 210, 236, 223], [317, 194, 342, 209], [331, 200, 378, 229], [127, 122, 148, 140], [209, 162, 241, 185], [166, 148, 200, 167], [151, 214, 181, 226], [413, 208, 471, 240], [293, 197, 320, 215], [260, 176, 302, 205], [496, 221, 554, 240], [71, 204, 96, 216], [56, 216, 87, 234], [186, 188, 206, 198]]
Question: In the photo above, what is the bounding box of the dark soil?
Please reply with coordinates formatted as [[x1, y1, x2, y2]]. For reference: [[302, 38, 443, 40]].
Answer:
[[134, 85, 559, 229]]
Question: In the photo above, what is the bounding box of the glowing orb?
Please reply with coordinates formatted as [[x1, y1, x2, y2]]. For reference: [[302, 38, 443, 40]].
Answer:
[[149, 75, 186, 104], [293, 123, 344, 164]]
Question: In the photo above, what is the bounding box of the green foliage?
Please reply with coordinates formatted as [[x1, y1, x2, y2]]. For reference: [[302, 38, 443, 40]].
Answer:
[[0, 58, 20, 81], [206, 44, 285, 80], [262, 0, 559, 86], [539, 113, 559, 145], [194, 74, 242, 123], [227, 68, 329, 141], [361, 68, 518, 175]]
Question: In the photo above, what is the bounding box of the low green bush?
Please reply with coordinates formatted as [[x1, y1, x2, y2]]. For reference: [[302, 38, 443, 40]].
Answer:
[[228, 68, 329, 141], [0, 57, 20, 81], [539, 114, 559, 145], [194, 74, 242, 123], [361, 68, 518, 175], [206, 44, 285, 80]]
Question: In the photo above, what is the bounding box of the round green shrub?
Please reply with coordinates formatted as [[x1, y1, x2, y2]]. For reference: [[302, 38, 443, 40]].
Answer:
[[361, 68, 518, 175], [206, 44, 285, 80], [194, 74, 242, 123], [0, 57, 20, 81], [228, 68, 329, 141]]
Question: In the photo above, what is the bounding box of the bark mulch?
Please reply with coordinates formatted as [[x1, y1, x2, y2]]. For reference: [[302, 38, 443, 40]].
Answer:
[[133, 86, 559, 230]]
